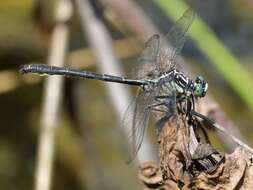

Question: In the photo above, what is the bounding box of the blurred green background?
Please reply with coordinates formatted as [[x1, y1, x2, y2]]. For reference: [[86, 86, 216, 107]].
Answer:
[[0, 0, 253, 189]]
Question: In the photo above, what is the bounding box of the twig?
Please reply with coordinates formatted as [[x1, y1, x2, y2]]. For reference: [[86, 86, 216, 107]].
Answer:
[[198, 97, 248, 151], [34, 1, 72, 190], [191, 110, 253, 153], [213, 122, 253, 153]]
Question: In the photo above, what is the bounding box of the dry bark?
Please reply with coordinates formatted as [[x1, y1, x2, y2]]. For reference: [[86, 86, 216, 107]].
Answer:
[[138, 117, 253, 190]]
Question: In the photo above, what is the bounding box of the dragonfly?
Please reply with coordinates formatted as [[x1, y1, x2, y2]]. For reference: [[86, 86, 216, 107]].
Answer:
[[20, 8, 211, 162]]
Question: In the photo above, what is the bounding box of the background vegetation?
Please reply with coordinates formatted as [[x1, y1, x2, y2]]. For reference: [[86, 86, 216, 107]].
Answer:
[[0, 0, 253, 189]]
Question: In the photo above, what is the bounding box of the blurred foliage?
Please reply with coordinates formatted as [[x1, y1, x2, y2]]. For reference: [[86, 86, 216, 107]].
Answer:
[[0, 0, 253, 189]]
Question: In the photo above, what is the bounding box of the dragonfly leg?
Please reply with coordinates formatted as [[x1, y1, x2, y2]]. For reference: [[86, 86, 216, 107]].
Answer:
[[147, 102, 166, 112], [150, 108, 166, 113], [190, 111, 215, 126], [190, 115, 211, 144], [148, 101, 165, 107], [148, 95, 174, 112], [155, 95, 172, 99]]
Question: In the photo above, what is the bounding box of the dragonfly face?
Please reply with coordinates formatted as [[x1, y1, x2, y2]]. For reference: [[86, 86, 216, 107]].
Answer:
[[193, 76, 208, 98]]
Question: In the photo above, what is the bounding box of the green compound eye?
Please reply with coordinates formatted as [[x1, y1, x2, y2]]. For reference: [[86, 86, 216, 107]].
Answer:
[[194, 84, 204, 97], [194, 75, 208, 97]]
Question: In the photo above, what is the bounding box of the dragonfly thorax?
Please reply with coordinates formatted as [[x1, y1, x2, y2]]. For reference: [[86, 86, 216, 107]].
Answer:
[[156, 70, 208, 99], [158, 70, 192, 95]]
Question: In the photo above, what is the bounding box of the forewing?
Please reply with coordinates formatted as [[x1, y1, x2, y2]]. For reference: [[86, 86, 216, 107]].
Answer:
[[122, 89, 155, 163], [158, 8, 195, 72], [133, 34, 161, 79]]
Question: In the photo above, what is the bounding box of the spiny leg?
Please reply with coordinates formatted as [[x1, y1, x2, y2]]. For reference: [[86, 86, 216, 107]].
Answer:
[[190, 111, 215, 126], [148, 95, 176, 112], [190, 115, 211, 144], [148, 102, 167, 112]]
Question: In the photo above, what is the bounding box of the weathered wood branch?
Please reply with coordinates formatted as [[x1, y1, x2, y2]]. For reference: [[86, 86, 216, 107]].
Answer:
[[34, 1, 72, 190], [138, 117, 253, 189]]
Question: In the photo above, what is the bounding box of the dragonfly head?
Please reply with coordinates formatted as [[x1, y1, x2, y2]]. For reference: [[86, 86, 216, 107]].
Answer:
[[193, 76, 208, 98]]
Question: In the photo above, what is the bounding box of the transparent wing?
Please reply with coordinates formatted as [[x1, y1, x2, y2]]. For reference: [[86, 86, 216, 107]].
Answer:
[[158, 8, 195, 72], [122, 88, 155, 163], [139, 34, 160, 64], [133, 34, 161, 80]]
